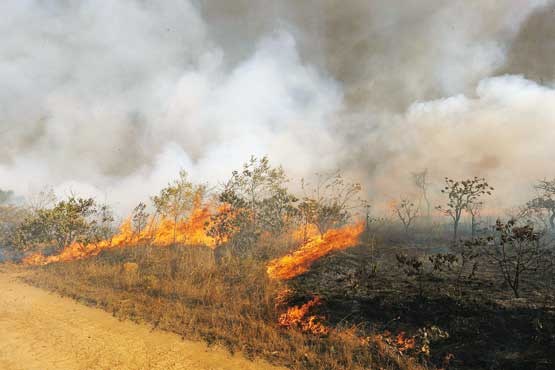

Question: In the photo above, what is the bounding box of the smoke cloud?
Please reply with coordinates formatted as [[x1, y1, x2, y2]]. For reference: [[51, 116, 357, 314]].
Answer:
[[1, 0, 554, 213]]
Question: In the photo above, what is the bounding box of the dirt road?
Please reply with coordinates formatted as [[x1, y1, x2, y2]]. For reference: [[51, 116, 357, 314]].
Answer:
[[0, 268, 285, 370]]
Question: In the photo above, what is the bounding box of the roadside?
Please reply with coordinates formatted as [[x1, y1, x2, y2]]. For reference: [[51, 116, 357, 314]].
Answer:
[[0, 265, 285, 370]]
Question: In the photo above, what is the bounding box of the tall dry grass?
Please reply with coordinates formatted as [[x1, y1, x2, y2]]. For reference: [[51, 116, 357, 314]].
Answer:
[[24, 244, 426, 370]]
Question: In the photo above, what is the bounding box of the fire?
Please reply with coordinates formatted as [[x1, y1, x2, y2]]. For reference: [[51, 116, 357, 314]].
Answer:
[[277, 296, 329, 336], [394, 331, 416, 353], [292, 223, 320, 243], [267, 221, 365, 280], [23, 203, 234, 266], [371, 331, 417, 354]]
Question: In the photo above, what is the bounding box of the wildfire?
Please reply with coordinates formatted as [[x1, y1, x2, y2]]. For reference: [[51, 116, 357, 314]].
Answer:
[[394, 331, 417, 353], [371, 330, 417, 354], [277, 296, 329, 336], [267, 221, 365, 280], [23, 203, 234, 266]]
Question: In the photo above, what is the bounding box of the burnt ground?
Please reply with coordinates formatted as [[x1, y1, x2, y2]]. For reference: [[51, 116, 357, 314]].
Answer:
[[290, 244, 555, 370]]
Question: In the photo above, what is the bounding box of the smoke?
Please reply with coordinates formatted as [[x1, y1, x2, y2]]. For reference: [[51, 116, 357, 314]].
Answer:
[[0, 0, 554, 213]]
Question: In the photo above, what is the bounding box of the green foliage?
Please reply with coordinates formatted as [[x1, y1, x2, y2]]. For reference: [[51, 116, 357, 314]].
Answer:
[[0, 204, 28, 252], [12, 196, 110, 252], [131, 202, 149, 234], [213, 156, 298, 257], [152, 170, 205, 219], [151, 170, 206, 243]]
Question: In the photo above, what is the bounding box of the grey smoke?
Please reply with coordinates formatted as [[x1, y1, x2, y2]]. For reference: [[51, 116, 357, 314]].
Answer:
[[0, 0, 554, 214]]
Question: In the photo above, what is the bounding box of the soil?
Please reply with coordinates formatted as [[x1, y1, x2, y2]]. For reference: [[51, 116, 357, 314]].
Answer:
[[0, 266, 285, 370]]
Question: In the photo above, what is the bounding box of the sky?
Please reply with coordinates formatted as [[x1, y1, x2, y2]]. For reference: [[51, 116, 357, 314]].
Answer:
[[1, 0, 554, 214]]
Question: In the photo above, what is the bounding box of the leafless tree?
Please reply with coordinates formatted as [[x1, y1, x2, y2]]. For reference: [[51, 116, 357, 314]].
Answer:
[[27, 187, 56, 213], [480, 219, 548, 298], [299, 171, 362, 237], [527, 179, 555, 231], [392, 199, 419, 233], [467, 201, 483, 238], [412, 169, 431, 218]]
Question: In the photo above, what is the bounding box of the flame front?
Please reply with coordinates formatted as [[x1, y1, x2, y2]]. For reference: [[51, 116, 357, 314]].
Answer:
[[277, 296, 329, 335], [267, 222, 365, 280], [23, 203, 234, 266]]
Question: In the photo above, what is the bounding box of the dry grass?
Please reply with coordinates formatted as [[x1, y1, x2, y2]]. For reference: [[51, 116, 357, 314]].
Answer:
[[23, 244, 426, 370]]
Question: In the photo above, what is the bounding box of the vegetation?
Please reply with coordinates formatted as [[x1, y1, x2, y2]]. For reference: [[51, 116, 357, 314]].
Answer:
[[436, 177, 494, 241], [12, 196, 113, 253], [151, 170, 206, 244], [1, 157, 555, 370], [23, 246, 424, 370], [392, 199, 419, 233]]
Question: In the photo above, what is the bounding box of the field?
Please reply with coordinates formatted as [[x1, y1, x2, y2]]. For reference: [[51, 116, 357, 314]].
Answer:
[[0, 264, 283, 370], [21, 230, 555, 370]]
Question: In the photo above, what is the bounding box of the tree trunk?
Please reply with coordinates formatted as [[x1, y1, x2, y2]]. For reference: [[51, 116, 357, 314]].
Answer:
[[453, 220, 459, 242]]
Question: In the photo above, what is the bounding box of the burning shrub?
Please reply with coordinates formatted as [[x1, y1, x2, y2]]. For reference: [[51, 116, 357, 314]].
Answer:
[[211, 155, 299, 259]]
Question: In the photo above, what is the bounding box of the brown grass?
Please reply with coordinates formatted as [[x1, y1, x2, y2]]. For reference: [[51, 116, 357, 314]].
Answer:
[[23, 244, 426, 370]]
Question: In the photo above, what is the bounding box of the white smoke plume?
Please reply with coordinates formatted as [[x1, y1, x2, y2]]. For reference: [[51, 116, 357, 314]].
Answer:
[[1, 0, 554, 213]]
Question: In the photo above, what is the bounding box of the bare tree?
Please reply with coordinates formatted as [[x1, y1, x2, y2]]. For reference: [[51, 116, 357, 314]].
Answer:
[[298, 171, 362, 237], [481, 219, 548, 298], [392, 199, 419, 233], [527, 179, 555, 231], [27, 187, 56, 213], [436, 177, 494, 242], [467, 201, 483, 238], [412, 169, 431, 218]]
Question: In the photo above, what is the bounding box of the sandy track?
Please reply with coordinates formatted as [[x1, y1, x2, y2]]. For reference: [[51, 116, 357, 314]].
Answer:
[[0, 269, 285, 370]]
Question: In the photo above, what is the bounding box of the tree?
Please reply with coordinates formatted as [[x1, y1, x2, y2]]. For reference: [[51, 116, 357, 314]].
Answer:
[[436, 177, 493, 242], [151, 170, 206, 244], [527, 179, 555, 230], [12, 196, 100, 252], [88, 203, 115, 243], [27, 187, 56, 213], [392, 198, 419, 233], [132, 202, 149, 235], [467, 201, 483, 238], [214, 156, 297, 256], [412, 169, 431, 218], [298, 171, 362, 238], [0, 189, 15, 205], [0, 203, 28, 258], [480, 219, 548, 298]]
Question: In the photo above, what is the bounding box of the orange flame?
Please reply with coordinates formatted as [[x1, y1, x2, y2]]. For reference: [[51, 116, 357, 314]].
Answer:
[[395, 331, 416, 353], [371, 331, 417, 354], [277, 296, 329, 335], [23, 203, 234, 266], [267, 221, 365, 280]]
